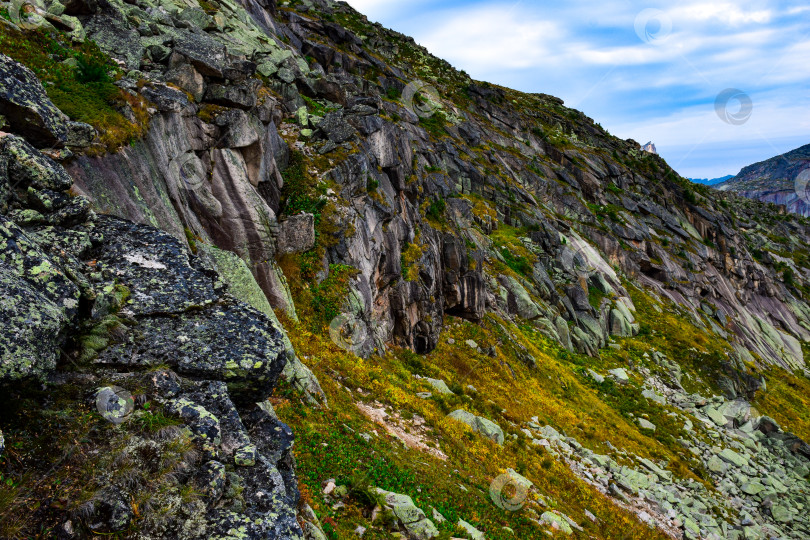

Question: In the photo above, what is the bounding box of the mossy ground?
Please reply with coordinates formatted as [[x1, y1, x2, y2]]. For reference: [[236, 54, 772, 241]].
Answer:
[[0, 26, 149, 152], [0, 381, 197, 538], [277, 321, 669, 539], [271, 254, 733, 538], [754, 367, 810, 442]]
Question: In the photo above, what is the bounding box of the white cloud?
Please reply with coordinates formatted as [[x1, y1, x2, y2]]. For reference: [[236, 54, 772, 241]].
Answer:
[[670, 3, 772, 26], [417, 8, 561, 71]]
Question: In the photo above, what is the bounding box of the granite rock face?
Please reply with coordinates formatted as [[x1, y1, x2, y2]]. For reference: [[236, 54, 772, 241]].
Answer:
[[3, 0, 810, 538]]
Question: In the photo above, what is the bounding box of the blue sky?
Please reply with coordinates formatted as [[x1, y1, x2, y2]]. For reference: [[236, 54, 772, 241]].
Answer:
[[346, 0, 810, 179]]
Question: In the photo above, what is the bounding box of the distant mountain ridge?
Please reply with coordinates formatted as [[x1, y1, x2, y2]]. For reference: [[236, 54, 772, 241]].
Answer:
[[690, 174, 734, 186], [717, 143, 810, 216]]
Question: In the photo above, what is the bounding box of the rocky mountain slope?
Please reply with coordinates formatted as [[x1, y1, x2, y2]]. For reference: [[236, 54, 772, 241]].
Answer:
[[717, 144, 810, 216], [1, 0, 810, 539]]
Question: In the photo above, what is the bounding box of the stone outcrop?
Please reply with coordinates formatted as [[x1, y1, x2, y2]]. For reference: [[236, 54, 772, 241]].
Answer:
[[0, 90, 303, 538]]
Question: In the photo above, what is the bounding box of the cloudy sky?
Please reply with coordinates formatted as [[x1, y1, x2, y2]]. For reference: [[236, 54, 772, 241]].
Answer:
[[346, 0, 809, 179]]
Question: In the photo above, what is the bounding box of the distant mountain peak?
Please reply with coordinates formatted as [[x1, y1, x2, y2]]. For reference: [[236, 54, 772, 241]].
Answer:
[[642, 141, 657, 154], [717, 143, 810, 216], [689, 175, 734, 186]]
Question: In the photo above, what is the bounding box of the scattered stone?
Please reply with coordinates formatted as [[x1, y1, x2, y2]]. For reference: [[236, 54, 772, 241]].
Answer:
[[642, 388, 666, 405], [588, 369, 605, 384], [457, 519, 485, 540], [426, 378, 454, 395], [718, 448, 748, 467], [448, 410, 505, 445], [540, 511, 573, 535], [608, 368, 629, 384], [431, 507, 446, 523], [376, 489, 439, 539], [637, 418, 657, 432]]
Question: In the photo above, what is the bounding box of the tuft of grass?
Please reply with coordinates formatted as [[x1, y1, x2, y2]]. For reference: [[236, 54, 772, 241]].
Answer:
[[309, 264, 359, 331], [133, 405, 181, 433], [280, 150, 327, 222], [754, 367, 810, 442]]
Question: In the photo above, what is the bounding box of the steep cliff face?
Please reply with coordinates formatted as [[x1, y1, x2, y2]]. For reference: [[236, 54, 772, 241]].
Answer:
[[3, 0, 810, 539], [717, 144, 810, 217]]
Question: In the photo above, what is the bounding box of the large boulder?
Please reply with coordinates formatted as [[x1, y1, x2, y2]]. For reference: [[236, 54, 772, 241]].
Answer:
[[375, 489, 439, 540], [277, 213, 315, 254], [0, 54, 68, 146], [89, 217, 288, 399], [205, 80, 262, 110], [448, 409, 505, 445], [83, 13, 142, 70], [171, 34, 228, 78]]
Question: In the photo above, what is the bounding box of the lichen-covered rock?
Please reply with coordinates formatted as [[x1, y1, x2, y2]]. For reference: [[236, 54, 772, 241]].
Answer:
[[96, 300, 286, 397], [0, 54, 68, 146], [84, 12, 142, 70], [66, 121, 95, 147], [167, 397, 222, 452], [1, 134, 73, 191], [90, 216, 219, 315], [376, 488, 439, 540], [196, 460, 227, 502], [0, 215, 79, 381], [234, 444, 258, 466]]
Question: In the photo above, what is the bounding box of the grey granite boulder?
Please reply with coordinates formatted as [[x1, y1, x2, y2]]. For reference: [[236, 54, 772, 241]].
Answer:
[[376, 488, 439, 539], [448, 409, 505, 445], [277, 213, 316, 254]]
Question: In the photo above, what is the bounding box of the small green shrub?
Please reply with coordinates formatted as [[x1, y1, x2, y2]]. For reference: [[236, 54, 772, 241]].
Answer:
[[500, 247, 531, 276], [280, 151, 327, 222], [426, 198, 446, 221]]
